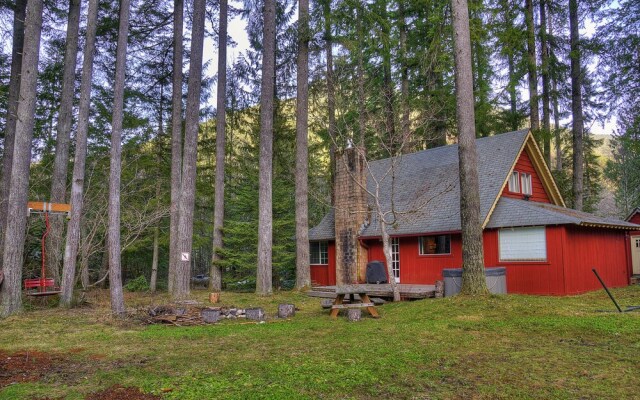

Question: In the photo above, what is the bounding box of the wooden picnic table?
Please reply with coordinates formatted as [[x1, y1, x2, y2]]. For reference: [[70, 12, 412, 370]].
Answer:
[[329, 284, 381, 319]]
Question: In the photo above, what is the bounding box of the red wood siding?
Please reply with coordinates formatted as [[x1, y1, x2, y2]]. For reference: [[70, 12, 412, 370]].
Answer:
[[561, 226, 629, 294], [629, 212, 640, 224], [502, 149, 551, 203], [310, 241, 336, 286], [315, 226, 630, 295], [365, 235, 463, 284], [483, 227, 566, 295]]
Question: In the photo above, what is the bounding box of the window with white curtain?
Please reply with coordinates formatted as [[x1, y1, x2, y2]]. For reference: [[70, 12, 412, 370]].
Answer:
[[521, 173, 532, 195], [508, 171, 520, 192], [499, 226, 547, 261]]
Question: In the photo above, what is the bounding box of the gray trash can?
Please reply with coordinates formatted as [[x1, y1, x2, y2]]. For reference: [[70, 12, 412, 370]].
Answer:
[[442, 267, 507, 297]]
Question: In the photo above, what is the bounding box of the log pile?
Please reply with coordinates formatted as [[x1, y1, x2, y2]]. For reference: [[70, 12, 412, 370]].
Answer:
[[142, 304, 276, 326]]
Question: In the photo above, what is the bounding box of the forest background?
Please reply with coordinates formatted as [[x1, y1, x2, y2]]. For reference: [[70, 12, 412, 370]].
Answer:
[[0, 0, 638, 293]]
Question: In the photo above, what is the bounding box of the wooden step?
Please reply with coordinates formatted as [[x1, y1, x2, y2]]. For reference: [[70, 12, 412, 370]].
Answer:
[[331, 303, 375, 309]]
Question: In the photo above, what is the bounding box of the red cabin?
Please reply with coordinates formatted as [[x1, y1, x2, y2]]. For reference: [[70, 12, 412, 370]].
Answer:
[[308, 130, 639, 295]]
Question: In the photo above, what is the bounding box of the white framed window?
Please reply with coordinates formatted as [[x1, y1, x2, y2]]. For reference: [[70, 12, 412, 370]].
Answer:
[[310, 241, 328, 265], [499, 226, 547, 261], [419, 235, 451, 255], [521, 173, 532, 195], [391, 237, 400, 283], [508, 171, 520, 193]]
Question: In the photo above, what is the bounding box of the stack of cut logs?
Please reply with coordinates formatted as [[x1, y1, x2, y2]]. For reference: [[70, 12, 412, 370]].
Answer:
[[144, 303, 296, 326]]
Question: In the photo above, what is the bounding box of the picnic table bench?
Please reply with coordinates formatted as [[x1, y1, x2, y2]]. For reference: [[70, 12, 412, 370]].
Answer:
[[329, 284, 381, 319]]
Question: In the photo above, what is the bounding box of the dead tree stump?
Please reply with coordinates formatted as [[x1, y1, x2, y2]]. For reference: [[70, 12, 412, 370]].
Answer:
[[278, 304, 295, 318], [435, 280, 444, 298], [246, 307, 266, 321], [347, 308, 361, 322], [201, 309, 221, 323]]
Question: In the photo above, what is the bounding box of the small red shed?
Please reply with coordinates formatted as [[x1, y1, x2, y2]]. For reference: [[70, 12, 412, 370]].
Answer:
[[308, 130, 640, 295]]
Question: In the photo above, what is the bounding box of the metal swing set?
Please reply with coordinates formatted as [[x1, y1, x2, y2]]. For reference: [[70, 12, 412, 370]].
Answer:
[[23, 201, 71, 296]]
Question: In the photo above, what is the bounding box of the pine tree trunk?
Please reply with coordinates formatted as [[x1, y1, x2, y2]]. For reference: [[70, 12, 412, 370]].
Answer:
[[399, 1, 410, 150], [210, 0, 227, 292], [539, 0, 551, 166], [451, 0, 488, 295], [47, 0, 82, 284], [80, 243, 90, 290], [168, 0, 184, 294], [295, 0, 310, 290], [107, 0, 131, 316], [0, 0, 27, 272], [356, 4, 366, 148], [173, 0, 206, 300], [150, 224, 159, 293], [60, 0, 99, 307], [548, 6, 562, 171], [381, 3, 396, 151], [0, 0, 44, 318], [525, 0, 539, 132], [256, 0, 276, 296], [323, 0, 336, 202], [569, 0, 584, 211], [507, 52, 519, 131]]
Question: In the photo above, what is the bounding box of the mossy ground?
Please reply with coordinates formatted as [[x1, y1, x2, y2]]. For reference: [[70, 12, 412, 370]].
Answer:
[[1, 286, 639, 399]]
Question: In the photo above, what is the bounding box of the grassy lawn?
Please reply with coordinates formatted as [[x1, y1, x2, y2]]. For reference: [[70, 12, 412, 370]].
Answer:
[[1, 286, 639, 399]]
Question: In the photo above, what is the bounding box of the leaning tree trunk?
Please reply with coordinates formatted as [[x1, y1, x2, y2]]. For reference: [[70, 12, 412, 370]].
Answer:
[[525, 0, 539, 132], [569, 0, 584, 211], [256, 0, 276, 296], [173, 0, 206, 300], [47, 0, 82, 284], [451, 0, 488, 295], [210, 0, 227, 292], [0, 0, 27, 272], [60, 0, 99, 307], [107, 0, 131, 316], [168, 0, 184, 294], [0, 0, 45, 318], [295, 0, 311, 290]]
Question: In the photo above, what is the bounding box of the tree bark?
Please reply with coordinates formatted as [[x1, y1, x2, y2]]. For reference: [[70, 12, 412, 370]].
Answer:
[[525, 0, 539, 131], [0, 0, 44, 318], [47, 0, 82, 284], [210, 0, 227, 292], [569, 0, 584, 210], [381, 3, 396, 151], [60, 0, 99, 307], [356, 3, 366, 148], [322, 0, 336, 202], [168, 0, 184, 293], [0, 0, 27, 273], [380, 222, 400, 302], [256, 0, 276, 296], [451, 0, 488, 295], [540, 0, 551, 166], [548, 6, 562, 171], [107, 0, 131, 316], [150, 223, 159, 292], [295, 0, 310, 290], [173, 0, 206, 300], [399, 1, 410, 150]]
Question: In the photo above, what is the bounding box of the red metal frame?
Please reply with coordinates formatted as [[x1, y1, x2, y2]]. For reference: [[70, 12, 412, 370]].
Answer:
[[24, 212, 61, 296]]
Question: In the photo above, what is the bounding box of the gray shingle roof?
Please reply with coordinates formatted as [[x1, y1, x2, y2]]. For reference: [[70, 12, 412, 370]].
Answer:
[[308, 129, 639, 241], [486, 197, 640, 229]]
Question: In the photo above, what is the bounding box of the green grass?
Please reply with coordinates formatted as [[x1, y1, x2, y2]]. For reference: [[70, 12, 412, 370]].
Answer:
[[1, 287, 639, 399]]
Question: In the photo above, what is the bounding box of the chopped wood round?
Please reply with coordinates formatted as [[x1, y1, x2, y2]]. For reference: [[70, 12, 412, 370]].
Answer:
[[209, 292, 220, 303], [201, 309, 220, 323], [246, 307, 266, 321], [277, 303, 295, 318], [347, 308, 361, 322]]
